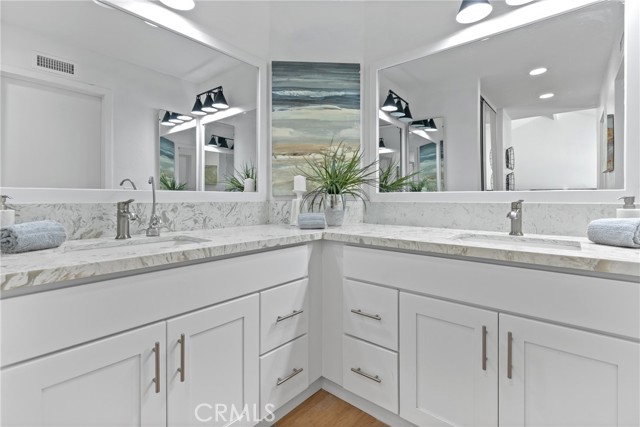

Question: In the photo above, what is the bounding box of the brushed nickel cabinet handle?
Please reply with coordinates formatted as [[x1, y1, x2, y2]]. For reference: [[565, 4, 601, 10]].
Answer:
[[276, 368, 304, 386], [351, 367, 382, 383], [276, 309, 304, 323], [153, 342, 161, 393], [507, 332, 513, 379], [178, 334, 185, 383], [350, 309, 382, 321], [482, 326, 487, 371]]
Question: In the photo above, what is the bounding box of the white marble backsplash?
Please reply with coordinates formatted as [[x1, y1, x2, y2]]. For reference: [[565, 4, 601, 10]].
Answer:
[[12, 202, 270, 240], [269, 199, 364, 225], [364, 202, 619, 237]]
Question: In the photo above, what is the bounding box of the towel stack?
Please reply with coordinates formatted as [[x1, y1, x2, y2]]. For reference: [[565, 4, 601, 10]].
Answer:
[[587, 218, 640, 249], [1, 220, 67, 254], [297, 213, 327, 230]]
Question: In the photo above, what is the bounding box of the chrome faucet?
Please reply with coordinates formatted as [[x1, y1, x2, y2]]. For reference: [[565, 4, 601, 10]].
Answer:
[[119, 178, 137, 190], [116, 199, 139, 239], [146, 176, 161, 237], [506, 200, 524, 236]]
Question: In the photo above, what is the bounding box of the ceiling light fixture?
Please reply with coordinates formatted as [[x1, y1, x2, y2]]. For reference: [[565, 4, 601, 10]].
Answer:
[[380, 90, 410, 119], [202, 93, 217, 113], [505, 0, 535, 6], [169, 112, 183, 124], [195, 86, 228, 115], [212, 89, 230, 110], [425, 119, 438, 132], [176, 114, 193, 121], [379, 138, 394, 154], [456, 0, 493, 24], [539, 93, 555, 99], [529, 67, 548, 76], [158, 0, 195, 11], [160, 111, 175, 127], [191, 96, 206, 116], [381, 92, 397, 112], [399, 104, 414, 123]]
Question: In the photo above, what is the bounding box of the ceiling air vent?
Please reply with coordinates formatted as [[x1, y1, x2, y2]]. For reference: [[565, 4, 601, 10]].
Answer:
[[33, 53, 76, 77]]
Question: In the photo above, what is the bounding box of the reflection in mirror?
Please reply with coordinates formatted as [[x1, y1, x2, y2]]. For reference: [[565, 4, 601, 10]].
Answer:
[[409, 118, 445, 192], [378, 1, 625, 192], [0, 1, 258, 192]]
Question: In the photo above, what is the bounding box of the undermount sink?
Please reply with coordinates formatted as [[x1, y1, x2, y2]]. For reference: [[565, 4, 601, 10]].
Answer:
[[454, 233, 582, 251], [66, 235, 210, 253]]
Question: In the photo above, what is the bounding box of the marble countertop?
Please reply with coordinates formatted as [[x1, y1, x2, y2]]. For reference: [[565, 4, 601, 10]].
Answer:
[[2, 224, 639, 292]]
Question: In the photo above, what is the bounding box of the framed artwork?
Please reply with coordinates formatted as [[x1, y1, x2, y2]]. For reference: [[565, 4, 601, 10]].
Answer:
[[204, 165, 218, 186], [505, 146, 515, 170], [271, 61, 361, 196], [605, 114, 614, 172], [506, 172, 515, 191]]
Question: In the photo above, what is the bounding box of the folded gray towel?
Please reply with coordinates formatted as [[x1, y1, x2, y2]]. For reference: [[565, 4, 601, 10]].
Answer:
[[587, 218, 640, 248], [1, 220, 67, 254], [298, 213, 327, 230]]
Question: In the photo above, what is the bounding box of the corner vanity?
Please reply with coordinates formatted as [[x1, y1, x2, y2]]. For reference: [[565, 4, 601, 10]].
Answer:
[[1, 225, 638, 427]]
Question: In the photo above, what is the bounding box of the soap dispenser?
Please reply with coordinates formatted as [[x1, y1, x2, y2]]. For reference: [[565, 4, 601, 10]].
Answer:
[[0, 195, 15, 227], [617, 196, 640, 218]]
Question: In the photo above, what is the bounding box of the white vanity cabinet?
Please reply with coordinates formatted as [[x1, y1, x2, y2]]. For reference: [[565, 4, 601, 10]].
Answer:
[[166, 294, 259, 427], [1, 323, 167, 427]]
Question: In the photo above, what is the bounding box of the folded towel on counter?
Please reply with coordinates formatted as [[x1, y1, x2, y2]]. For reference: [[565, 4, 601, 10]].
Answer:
[[587, 218, 640, 249], [297, 213, 327, 229], [1, 220, 67, 254]]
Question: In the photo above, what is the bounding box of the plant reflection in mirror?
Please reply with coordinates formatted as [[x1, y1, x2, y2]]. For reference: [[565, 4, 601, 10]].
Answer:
[[379, 161, 417, 193], [159, 174, 187, 191], [225, 163, 256, 192]]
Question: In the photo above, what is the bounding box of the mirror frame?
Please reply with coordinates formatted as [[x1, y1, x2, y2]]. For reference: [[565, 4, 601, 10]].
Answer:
[[3, 0, 268, 204], [368, 0, 639, 203]]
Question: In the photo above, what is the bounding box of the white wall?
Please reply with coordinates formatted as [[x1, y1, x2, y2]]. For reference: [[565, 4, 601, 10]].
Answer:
[[1, 76, 102, 188], [511, 109, 598, 190]]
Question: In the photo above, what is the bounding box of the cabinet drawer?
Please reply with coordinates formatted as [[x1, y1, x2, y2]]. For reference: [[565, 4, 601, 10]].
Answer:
[[260, 279, 309, 354], [260, 335, 309, 416], [343, 280, 398, 350], [343, 335, 398, 414]]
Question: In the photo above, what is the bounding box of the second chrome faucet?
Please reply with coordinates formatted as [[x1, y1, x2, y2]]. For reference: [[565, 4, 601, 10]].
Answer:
[[146, 176, 162, 237]]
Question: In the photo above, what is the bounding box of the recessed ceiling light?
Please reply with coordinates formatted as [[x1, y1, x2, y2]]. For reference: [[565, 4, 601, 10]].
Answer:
[[506, 0, 536, 5], [158, 0, 195, 11], [529, 67, 547, 76], [539, 93, 555, 99], [144, 21, 158, 28], [456, 0, 493, 25]]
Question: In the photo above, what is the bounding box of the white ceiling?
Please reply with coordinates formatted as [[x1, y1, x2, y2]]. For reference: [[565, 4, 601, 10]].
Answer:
[[0, 0, 253, 84], [381, 1, 624, 120]]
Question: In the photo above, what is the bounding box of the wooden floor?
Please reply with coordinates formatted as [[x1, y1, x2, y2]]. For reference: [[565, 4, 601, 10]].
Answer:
[[275, 390, 387, 427]]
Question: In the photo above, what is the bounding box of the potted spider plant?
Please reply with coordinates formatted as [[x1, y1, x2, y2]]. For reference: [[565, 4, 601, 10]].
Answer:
[[300, 142, 377, 226], [378, 161, 417, 193]]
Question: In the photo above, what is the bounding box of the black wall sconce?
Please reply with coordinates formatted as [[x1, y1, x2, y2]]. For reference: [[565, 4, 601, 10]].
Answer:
[[380, 90, 413, 123], [191, 86, 230, 116], [160, 110, 193, 126]]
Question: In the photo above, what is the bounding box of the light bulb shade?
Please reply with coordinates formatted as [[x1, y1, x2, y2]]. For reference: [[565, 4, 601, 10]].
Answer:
[[161, 111, 174, 126], [456, 0, 493, 24], [208, 135, 217, 145], [505, 0, 534, 5], [212, 90, 229, 109], [169, 112, 183, 124], [412, 120, 427, 128], [426, 118, 437, 131], [379, 138, 386, 148], [202, 93, 217, 113], [191, 97, 206, 116], [177, 114, 192, 121], [381, 92, 398, 112], [399, 104, 413, 122], [218, 136, 229, 149], [390, 99, 405, 117], [158, 0, 195, 11]]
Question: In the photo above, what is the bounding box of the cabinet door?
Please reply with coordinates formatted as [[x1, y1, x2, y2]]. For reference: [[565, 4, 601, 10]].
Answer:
[[499, 314, 640, 426], [1, 323, 166, 427], [400, 293, 498, 426], [167, 294, 259, 427]]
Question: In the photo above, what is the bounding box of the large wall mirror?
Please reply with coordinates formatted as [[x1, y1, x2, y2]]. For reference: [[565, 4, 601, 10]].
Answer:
[[377, 1, 625, 193], [1, 1, 258, 193]]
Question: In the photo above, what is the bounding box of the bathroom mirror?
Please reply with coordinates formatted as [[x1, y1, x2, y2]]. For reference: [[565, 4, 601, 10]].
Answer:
[[0, 0, 258, 193], [378, 0, 625, 192]]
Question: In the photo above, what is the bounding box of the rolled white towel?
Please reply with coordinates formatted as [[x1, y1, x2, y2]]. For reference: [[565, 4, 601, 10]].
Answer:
[[587, 218, 640, 248], [1, 220, 67, 254], [297, 213, 327, 230]]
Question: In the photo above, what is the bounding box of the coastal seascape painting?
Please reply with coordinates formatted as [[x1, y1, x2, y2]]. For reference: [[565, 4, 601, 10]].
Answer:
[[272, 61, 361, 196]]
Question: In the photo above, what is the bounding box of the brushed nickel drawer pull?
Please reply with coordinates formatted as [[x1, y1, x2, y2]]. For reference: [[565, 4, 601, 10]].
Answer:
[[507, 331, 513, 379], [276, 309, 304, 323], [178, 334, 186, 382], [276, 368, 304, 386], [482, 326, 487, 371], [351, 367, 382, 383], [153, 342, 161, 393], [350, 309, 382, 321]]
